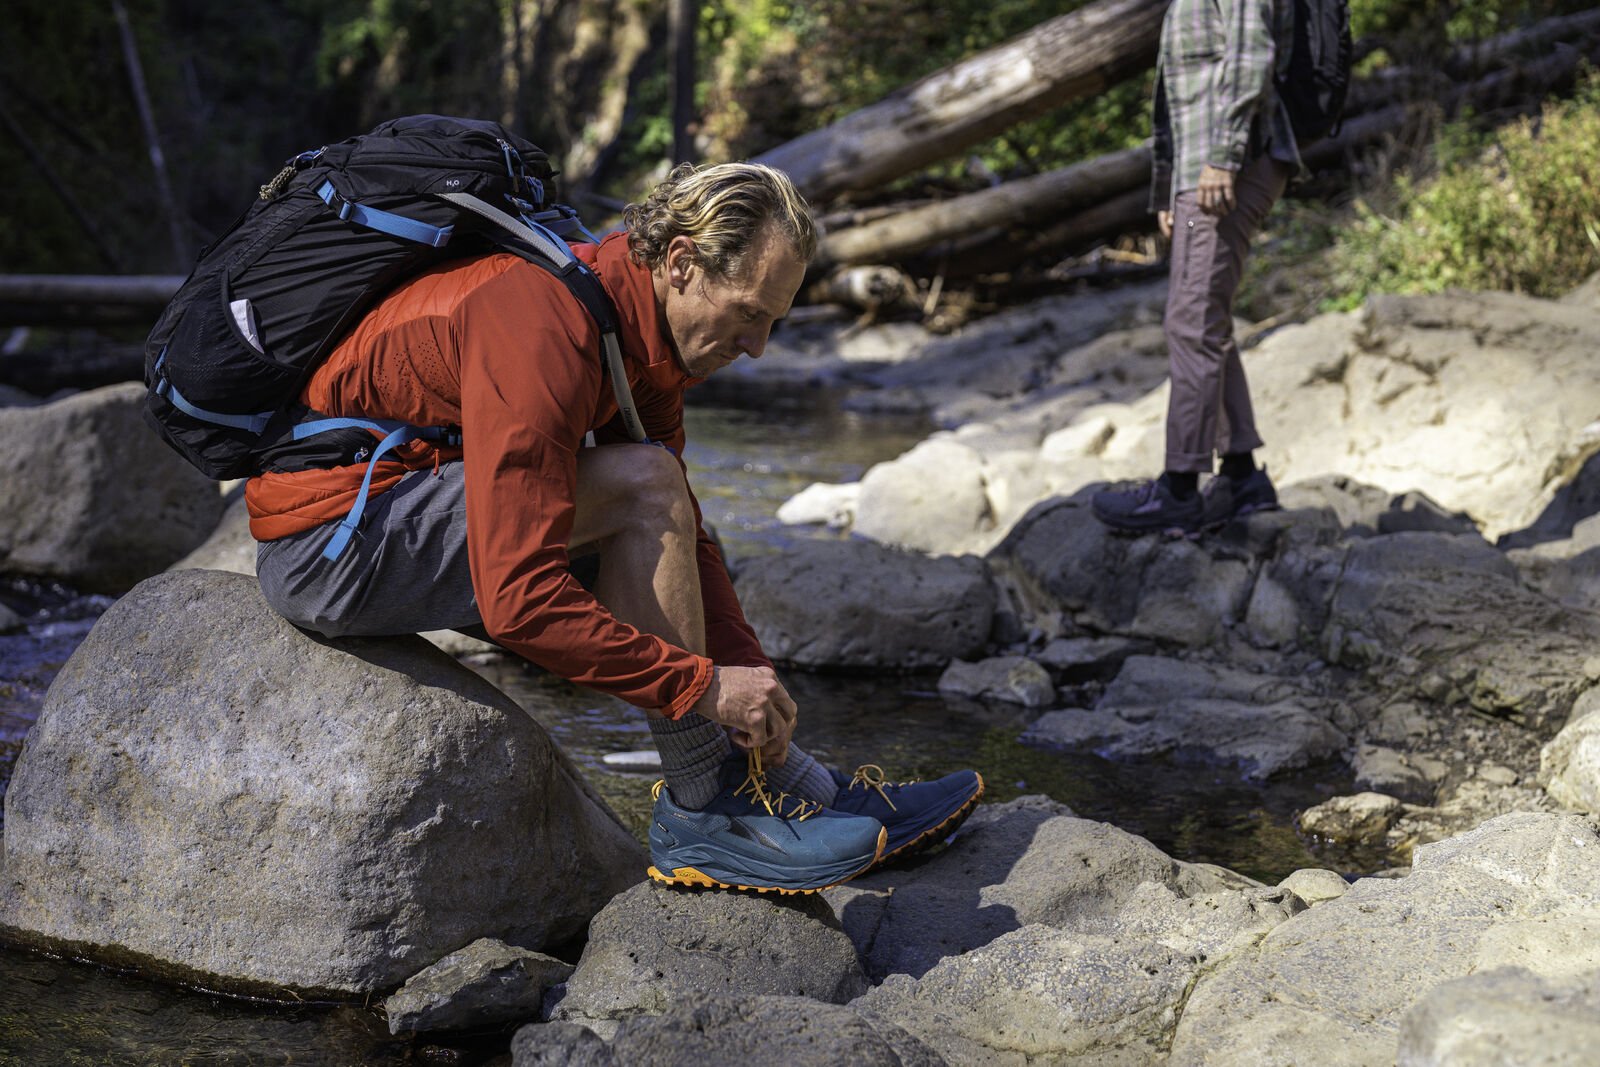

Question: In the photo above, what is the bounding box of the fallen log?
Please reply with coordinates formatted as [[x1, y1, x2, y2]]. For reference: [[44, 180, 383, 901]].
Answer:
[[752, 0, 1165, 204], [0, 274, 182, 329], [818, 146, 1151, 268]]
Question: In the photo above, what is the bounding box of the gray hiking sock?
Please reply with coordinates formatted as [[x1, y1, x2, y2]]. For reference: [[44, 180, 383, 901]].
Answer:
[[763, 743, 839, 806], [648, 713, 734, 811]]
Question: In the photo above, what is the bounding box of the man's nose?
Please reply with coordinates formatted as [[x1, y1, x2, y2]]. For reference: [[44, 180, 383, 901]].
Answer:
[[739, 327, 770, 360]]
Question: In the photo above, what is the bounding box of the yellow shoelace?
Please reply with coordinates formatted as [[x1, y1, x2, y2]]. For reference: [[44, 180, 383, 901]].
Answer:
[[846, 764, 920, 812], [734, 748, 821, 821], [653, 751, 821, 820]]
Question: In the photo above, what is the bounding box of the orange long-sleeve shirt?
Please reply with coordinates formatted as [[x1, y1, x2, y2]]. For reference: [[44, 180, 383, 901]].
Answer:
[[245, 232, 770, 717]]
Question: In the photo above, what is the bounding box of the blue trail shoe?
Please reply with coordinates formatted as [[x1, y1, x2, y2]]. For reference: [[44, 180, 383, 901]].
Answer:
[[648, 752, 887, 895], [1091, 478, 1203, 535], [1201, 466, 1281, 529], [829, 765, 985, 866]]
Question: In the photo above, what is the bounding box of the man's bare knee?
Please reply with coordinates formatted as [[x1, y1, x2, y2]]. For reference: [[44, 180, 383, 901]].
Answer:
[[573, 444, 695, 548]]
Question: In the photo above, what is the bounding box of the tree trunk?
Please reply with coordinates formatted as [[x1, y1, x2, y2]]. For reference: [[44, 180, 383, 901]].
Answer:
[[753, 0, 1166, 204], [818, 145, 1151, 267], [670, 0, 698, 164]]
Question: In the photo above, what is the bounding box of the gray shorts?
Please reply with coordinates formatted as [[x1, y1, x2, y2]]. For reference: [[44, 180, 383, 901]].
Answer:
[[256, 462, 481, 637]]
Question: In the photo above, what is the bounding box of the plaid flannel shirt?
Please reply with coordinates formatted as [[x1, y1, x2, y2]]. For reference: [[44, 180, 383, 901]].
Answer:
[[1150, 0, 1302, 212]]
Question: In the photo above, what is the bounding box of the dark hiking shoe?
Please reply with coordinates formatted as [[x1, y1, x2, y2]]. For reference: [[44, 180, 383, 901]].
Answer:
[[828, 765, 985, 867], [1201, 467, 1281, 529], [648, 752, 886, 895], [1091, 478, 1203, 535]]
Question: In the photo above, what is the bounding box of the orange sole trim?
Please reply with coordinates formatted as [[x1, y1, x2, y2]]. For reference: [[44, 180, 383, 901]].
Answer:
[[875, 772, 986, 867], [648, 827, 888, 895]]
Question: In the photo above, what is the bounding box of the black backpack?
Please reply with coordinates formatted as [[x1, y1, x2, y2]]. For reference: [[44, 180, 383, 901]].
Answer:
[[144, 115, 646, 489], [1277, 0, 1352, 144]]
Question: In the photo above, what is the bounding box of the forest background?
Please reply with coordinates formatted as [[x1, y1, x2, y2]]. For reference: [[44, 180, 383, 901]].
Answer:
[[3, 0, 1599, 325]]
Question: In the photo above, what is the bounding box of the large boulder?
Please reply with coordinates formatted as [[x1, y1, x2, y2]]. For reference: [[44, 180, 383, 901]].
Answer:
[[1397, 967, 1600, 1066], [733, 538, 996, 670], [1539, 686, 1600, 812], [1168, 812, 1600, 1065], [0, 382, 223, 591], [0, 569, 643, 996], [551, 882, 867, 1033], [853, 437, 998, 555]]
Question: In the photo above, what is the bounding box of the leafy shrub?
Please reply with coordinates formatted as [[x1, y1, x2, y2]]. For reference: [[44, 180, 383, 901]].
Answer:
[[1325, 74, 1600, 308]]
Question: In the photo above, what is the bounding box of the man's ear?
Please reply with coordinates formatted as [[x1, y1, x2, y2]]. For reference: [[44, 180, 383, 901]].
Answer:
[[665, 235, 698, 293]]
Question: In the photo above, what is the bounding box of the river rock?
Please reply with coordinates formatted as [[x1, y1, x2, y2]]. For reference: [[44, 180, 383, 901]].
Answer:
[[1325, 532, 1598, 732], [937, 656, 1055, 707], [166, 490, 255, 575], [1022, 656, 1347, 780], [384, 938, 573, 1034], [1350, 744, 1436, 803], [1297, 792, 1405, 845], [1539, 687, 1600, 812], [1033, 635, 1146, 680], [776, 480, 859, 528], [1168, 812, 1600, 1066], [823, 796, 1262, 983], [1397, 966, 1600, 1066], [988, 498, 1253, 646], [732, 538, 995, 670], [1278, 868, 1350, 906], [0, 569, 642, 995], [521, 996, 943, 1067], [1376, 490, 1482, 536], [550, 882, 868, 1034], [853, 437, 997, 555], [0, 382, 223, 592]]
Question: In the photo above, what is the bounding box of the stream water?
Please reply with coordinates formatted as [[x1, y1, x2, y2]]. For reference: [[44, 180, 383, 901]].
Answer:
[[0, 381, 1358, 1065]]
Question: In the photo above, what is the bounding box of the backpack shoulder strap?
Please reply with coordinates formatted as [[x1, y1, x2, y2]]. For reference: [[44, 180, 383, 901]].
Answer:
[[439, 191, 647, 444]]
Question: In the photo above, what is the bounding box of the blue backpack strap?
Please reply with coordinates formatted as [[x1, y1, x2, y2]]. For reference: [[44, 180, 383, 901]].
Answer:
[[153, 350, 275, 434], [317, 181, 455, 248], [292, 417, 460, 561]]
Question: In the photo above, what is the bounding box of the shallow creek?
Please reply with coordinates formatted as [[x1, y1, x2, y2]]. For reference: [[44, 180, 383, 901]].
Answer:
[[0, 382, 1359, 1064]]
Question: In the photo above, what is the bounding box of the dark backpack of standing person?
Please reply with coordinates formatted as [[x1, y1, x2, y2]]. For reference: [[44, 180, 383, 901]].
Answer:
[[143, 114, 645, 485], [1278, 0, 1353, 144]]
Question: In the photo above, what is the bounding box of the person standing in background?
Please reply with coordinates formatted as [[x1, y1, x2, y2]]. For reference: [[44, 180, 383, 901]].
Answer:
[[1093, 0, 1301, 534]]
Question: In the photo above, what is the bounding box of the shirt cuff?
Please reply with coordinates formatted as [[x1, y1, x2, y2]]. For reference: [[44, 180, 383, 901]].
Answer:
[[659, 655, 715, 721]]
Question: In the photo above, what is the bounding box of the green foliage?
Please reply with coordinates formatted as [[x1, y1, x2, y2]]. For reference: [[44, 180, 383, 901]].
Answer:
[[1323, 74, 1600, 308]]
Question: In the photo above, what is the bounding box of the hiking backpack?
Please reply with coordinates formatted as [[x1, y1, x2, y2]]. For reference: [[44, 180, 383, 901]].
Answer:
[[144, 113, 646, 480], [1277, 0, 1353, 144]]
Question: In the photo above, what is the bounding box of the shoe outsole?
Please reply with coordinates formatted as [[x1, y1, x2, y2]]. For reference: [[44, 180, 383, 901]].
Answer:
[[647, 826, 889, 895], [872, 772, 986, 869]]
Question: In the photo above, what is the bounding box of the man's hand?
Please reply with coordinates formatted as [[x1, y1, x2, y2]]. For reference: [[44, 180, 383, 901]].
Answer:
[[1197, 164, 1237, 216], [1157, 210, 1173, 239], [692, 665, 797, 765]]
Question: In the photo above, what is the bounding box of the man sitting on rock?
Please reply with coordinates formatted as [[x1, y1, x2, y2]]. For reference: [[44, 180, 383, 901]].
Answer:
[[1092, 0, 1296, 535], [246, 161, 983, 894]]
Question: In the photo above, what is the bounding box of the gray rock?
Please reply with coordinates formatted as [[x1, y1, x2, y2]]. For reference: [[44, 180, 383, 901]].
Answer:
[[1398, 967, 1600, 1066], [937, 656, 1055, 707], [1377, 490, 1482, 537], [1023, 656, 1346, 780], [1328, 532, 1599, 731], [1169, 812, 1600, 1066], [1539, 691, 1600, 812], [385, 938, 573, 1034], [1277, 868, 1351, 906], [733, 538, 996, 670], [166, 490, 255, 576], [987, 500, 1251, 646], [0, 569, 643, 995], [0, 601, 21, 634], [537, 995, 945, 1067], [552, 882, 868, 1029], [1351, 744, 1436, 803], [823, 796, 1259, 982], [0, 382, 223, 591], [0, 383, 43, 408], [1033, 636, 1146, 680], [1297, 792, 1405, 845], [1278, 475, 1390, 536]]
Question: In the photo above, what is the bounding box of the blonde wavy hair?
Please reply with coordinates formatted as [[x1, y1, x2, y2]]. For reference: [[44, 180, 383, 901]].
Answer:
[[623, 162, 817, 279]]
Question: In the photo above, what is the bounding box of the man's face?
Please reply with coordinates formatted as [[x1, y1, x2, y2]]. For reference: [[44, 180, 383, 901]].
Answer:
[[658, 227, 807, 379]]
